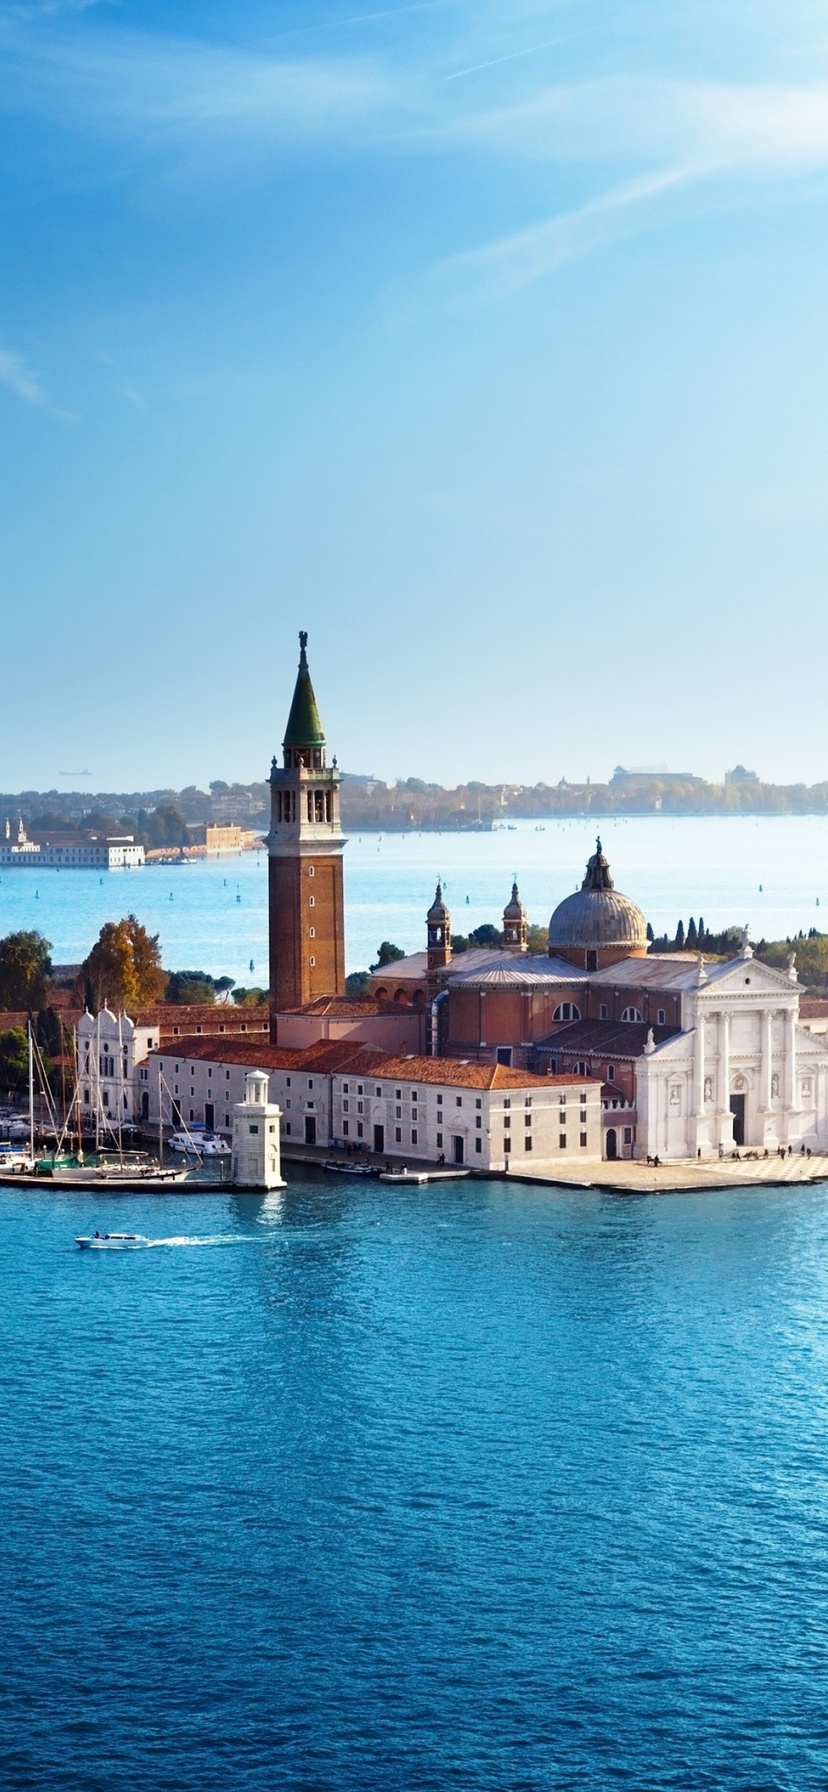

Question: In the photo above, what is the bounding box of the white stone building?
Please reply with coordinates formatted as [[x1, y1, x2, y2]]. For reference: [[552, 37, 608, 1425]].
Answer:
[[78, 1008, 162, 1129], [138, 1037, 603, 1170], [635, 944, 828, 1158]]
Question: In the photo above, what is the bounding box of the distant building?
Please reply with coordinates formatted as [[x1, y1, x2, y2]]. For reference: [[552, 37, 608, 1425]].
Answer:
[[186, 823, 256, 854], [0, 818, 144, 869]]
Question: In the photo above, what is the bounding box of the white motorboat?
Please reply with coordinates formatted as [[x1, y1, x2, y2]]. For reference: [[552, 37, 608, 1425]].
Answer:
[[75, 1232, 151, 1250], [0, 1147, 36, 1174], [168, 1130, 230, 1158]]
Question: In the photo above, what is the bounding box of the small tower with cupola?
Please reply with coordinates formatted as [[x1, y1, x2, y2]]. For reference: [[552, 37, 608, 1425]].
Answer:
[[267, 633, 346, 1021], [426, 882, 452, 981], [503, 880, 528, 953]]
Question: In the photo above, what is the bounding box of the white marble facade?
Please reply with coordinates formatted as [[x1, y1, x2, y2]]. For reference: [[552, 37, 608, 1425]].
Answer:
[[636, 946, 828, 1158]]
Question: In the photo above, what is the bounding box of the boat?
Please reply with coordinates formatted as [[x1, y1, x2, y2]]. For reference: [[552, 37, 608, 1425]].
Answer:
[[75, 1232, 151, 1250], [321, 1159, 379, 1177], [378, 1167, 472, 1184], [0, 1147, 36, 1174], [168, 1130, 230, 1158], [48, 1150, 190, 1186]]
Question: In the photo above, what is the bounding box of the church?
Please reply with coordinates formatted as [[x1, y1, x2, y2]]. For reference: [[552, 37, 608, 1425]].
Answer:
[[267, 637, 828, 1164]]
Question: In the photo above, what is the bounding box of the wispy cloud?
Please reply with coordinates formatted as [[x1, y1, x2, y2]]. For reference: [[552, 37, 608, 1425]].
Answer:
[[411, 167, 692, 311], [0, 345, 47, 406], [0, 20, 409, 149]]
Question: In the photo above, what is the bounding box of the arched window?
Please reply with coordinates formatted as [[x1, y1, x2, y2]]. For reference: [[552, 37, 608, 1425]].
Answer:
[[553, 1002, 581, 1022], [621, 1006, 643, 1023], [574, 1060, 590, 1076]]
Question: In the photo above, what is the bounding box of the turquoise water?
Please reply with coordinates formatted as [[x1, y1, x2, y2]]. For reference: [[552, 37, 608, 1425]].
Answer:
[[2, 815, 828, 983], [3, 1173, 828, 1789]]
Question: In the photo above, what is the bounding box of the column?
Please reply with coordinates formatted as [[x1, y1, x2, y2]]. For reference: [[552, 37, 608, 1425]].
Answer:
[[717, 1010, 730, 1114], [693, 1007, 705, 1116], [785, 1006, 799, 1112], [760, 1009, 773, 1112]]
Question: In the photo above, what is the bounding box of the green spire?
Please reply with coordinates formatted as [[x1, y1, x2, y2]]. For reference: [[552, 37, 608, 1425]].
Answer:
[[283, 631, 326, 748]]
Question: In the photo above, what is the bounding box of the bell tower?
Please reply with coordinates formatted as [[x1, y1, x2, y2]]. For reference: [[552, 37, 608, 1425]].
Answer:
[[268, 633, 346, 1021], [426, 882, 452, 982], [503, 880, 528, 952]]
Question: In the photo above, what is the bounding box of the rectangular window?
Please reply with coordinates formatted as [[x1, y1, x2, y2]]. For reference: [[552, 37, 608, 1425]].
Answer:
[[395, 1089, 401, 1099], [343, 1099, 349, 1112], [396, 1106, 402, 1119], [286, 1123, 291, 1136], [357, 1085, 363, 1096], [455, 1096, 462, 1107], [286, 1077, 291, 1087], [410, 1091, 418, 1103], [657, 1008, 666, 1024], [580, 1110, 587, 1125], [476, 1116, 482, 1129], [624, 1128, 632, 1145], [308, 1080, 313, 1090], [225, 1114, 229, 1127], [525, 1096, 532, 1108], [285, 1099, 291, 1110], [343, 1120, 349, 1136], [607, 1066, 615, 1082], [504, 1135, 511, 1153], [343, 1083, 349, 1094], [560, 1133, 567, 1149], [411, 1128, 418, 1145], [504, 1097, 511, 1110], [376, 1087, 382, 1098], [525, 1113, 531, 1127], [357, 1122, 363, 1138], [525, 1136, 532, 1151], [357, 1101, 363, 1115], [249, 1123, 259, 1135], [436, 1132, 443, 1148], [437, 1093, 443, 1106], [475, 1098, 482, 1110], [580, 1132, 588, 1148], [395, 1127, 402, 1143], [475, 1138, 482, 1154], [600, 1003, 608, 1020]]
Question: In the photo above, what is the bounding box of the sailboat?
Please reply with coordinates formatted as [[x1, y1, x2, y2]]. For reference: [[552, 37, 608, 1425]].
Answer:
[[0, 1024, 192, 1188]]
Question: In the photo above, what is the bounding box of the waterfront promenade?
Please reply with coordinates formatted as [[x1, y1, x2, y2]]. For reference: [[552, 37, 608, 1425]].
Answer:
[[516, 1152, 828, 1194]]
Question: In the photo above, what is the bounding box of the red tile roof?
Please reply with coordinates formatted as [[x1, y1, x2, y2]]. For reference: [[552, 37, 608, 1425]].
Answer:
[[145, 1037, 586, 1090]]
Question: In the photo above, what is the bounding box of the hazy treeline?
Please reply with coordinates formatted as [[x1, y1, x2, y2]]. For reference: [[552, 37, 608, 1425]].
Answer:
[[6, 770, 828, 835]]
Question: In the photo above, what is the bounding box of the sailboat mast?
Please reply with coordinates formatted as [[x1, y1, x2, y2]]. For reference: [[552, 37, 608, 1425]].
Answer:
[[28, 1019, 34, 1160]]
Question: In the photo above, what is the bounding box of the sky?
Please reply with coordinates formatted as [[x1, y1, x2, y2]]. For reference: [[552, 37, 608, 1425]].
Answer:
[[2, 0, 828, 793]]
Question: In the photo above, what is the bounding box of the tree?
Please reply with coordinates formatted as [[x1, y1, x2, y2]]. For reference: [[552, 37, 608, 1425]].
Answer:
[[78, 915, 165, 1013], [345, 971, 371, 998], [0, 930, 52, 1011], [686, 918, 698, 948], [526, 924, 549, 954], [675, 920, 685, 949], [233, 986, 268, 1006], [646, 922, 655, 944], [0, 1027, 29, 1091], [470, 923, 503, 949], [371, 942, 405, 970], [166, 971, 217, 1006]]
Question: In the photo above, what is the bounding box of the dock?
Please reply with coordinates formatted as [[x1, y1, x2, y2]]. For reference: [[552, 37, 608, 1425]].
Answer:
[[511, 1153, 828, 1195]]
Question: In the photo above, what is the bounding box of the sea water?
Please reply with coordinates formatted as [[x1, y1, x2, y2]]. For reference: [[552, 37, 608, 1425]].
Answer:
[[2, 815, 828, 984], [2, 1173, 828, 1789]]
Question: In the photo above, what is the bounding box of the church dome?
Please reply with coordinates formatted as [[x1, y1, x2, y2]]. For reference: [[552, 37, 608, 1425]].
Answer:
[[548, 840, 647, 957]]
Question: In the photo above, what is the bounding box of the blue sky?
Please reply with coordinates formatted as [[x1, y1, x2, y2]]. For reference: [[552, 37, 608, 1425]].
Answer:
[[2, 0, 828, 792]]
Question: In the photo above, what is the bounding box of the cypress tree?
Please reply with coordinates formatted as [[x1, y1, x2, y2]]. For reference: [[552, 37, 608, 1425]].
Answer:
[[687, 917, 698, 948], [698, 917, 705, 939], [675, 919, 685, 949]]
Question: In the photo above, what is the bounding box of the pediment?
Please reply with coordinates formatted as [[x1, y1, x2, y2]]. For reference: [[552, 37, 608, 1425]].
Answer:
[[702, 957, 796, 997]]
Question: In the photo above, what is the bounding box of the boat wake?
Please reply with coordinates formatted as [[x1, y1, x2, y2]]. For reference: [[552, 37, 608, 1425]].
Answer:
[[146, 1234, 267, 1248]]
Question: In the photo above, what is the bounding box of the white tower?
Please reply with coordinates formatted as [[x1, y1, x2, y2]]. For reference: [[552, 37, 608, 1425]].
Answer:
[[231, 1070, 286, 1189]]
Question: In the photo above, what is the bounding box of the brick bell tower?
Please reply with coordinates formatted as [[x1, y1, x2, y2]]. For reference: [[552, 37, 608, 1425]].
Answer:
[[268, 633, 346, 1022]]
